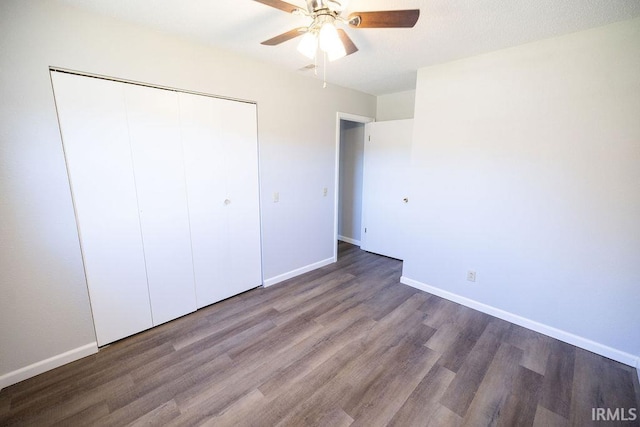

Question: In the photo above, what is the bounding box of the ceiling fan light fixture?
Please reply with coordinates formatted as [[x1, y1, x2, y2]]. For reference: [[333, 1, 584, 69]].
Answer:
[[327, 40, 346, 61], [297, 31, 318, 59], [319, 21, 345, 60]]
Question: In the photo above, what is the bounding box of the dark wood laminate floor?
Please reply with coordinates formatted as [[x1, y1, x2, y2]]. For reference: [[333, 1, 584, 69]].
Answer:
[[1, 242, 639, 426]]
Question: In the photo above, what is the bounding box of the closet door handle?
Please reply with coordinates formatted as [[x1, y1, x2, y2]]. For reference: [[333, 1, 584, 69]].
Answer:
[[224, 199, 231, 205]]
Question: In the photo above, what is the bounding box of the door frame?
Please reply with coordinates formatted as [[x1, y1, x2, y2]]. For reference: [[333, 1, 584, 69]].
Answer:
[[333, 112, 375, 261]]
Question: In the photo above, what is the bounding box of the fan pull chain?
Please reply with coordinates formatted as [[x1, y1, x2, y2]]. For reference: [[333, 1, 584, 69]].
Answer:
[[314, 52, 318, 76], [323, 52, 327, 89]]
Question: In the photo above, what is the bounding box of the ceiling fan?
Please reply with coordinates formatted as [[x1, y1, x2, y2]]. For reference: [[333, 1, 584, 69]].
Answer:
[[255, 0, 420, 61]]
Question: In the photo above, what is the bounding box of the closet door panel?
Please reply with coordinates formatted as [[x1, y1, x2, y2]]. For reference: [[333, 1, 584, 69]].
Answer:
[[125, 85, 197, 325], [221, 101, 262, 291], [179, 93, 229, 308], [180, 94, 262, 307], [51, 72, 152, 346]]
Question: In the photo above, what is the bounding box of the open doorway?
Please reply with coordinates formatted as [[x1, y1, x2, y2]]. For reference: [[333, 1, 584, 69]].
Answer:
[[338, 120, 365, 245], [334, 113, 374, 260]]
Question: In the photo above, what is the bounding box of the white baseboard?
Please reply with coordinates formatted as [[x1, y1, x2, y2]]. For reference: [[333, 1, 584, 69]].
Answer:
[[0, 342, 98, 390], [400, 276, 640, 368], [263, 257, 335, 288], [338, 235, 361, 246]]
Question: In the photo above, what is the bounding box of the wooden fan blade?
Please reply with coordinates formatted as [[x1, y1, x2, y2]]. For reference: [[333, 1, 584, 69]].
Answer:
[[261, 27, 307, 46], [348, 10, 420, 28], [253, 0, 301, 14], [337, 29, 358, 56]]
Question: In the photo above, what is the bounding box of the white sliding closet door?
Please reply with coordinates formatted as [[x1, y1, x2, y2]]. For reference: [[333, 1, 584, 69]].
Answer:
[[125, 85, 197, 325], [221, 101, 262, 298], [53, 71, 262, 345], [179, 93, 227, 308], [180, 93, 262, 308], [51, 72, 152, 346]]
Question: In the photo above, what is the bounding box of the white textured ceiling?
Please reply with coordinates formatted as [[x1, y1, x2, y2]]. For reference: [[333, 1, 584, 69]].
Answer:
[[55, 0, 640, 95]]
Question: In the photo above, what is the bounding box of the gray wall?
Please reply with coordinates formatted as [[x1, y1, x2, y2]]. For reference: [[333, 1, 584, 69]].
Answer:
[[338, 120, 365, 244], [404, 17, 640, 364], [376, 90, 416, 121], [0, 0, 375, 385]]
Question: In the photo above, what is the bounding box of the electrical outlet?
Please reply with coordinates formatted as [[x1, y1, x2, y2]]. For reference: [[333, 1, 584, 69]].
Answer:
[[273, 192, 279, 203], [467, 270, 476, 282], [323, 187, 328, 197]]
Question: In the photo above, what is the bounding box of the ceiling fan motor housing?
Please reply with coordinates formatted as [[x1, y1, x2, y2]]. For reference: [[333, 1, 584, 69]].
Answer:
[[306, 0, 342, 13]]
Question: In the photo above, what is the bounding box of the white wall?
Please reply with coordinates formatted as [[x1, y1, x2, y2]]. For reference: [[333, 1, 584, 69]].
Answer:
[[403, 17, 640, 365], [0, 0, 375, 386], [338, 120, 365, 244], [376, 90, 416, 121]]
